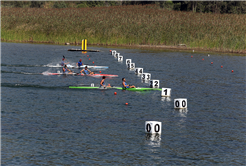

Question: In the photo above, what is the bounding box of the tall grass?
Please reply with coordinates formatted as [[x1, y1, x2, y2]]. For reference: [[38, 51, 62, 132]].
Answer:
[[1, 5, 246, 52]]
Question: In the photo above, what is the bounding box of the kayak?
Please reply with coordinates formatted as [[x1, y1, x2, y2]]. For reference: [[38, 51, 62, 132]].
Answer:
[[42, 72, 118, 77], [45, 64, 108, 69], [69, 86, 161, 91]]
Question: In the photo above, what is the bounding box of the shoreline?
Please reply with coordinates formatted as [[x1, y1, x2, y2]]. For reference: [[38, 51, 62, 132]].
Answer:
[[2, 39, 246, 55]]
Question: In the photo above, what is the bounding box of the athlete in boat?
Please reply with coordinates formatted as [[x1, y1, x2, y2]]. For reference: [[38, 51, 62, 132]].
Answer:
[[62, 65, 73, 74], [122, 78, 136, 89], [80, 66, 94, 75], [76, 59, 83, 68], [61, 57, 69, 66], [100, 76, 111, 88]]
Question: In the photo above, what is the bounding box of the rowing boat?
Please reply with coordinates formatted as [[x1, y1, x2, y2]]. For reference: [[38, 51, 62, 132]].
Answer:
[[42, 72, 118, 77], [69, 86, 161, 91]]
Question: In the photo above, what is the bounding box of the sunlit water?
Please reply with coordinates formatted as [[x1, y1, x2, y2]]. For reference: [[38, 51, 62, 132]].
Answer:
[[1, 42, 245, 165]]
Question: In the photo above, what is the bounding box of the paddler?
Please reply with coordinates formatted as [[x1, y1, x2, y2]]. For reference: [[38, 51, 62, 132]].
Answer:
[[100, 76, 111, 88], [61, 57, 69, 66], [80, 66, 94, 75], [76, 59, 83, 68], [62, 65, 73, 74], [122, 77, 136, 89]]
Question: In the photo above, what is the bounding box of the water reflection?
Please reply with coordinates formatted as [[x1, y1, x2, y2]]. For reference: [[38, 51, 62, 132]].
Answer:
[[141, 80, 150, 84], [161, 97, 171, 102], [174, 108, 188, 117], [145, 133, 161, 147]]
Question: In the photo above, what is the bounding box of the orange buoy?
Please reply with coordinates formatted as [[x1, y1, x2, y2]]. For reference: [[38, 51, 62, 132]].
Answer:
[[125, 103, 128, 105], [202, 59, 204, 61], [93, 61, 94, 64], [114, 92, 117, 95], [191, 56, 193, 58], [99, 71, 101, 73], [89, 58, 90, 60], [211, 62, 213, 64], [232, 70, 234, 73], [87, 55, 89, 57], [221, 65, 223, 68]]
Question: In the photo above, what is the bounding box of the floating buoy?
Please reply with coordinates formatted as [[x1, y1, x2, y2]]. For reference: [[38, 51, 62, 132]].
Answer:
[[87, 55, 89, 57], [92, 61, 94, 64], [221, 65, 223, 68], [211, 62, 213, 64], [125, 103, 128, 105], [191, 56, 193, 58], [99, 71, 101, 73], [114, 92, 117, 95], [232, 70, 234, 73], [89, 58, 90, 60], [202, 58, 204, 61]]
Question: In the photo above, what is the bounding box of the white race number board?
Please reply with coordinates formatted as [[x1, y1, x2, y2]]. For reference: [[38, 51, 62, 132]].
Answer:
[[161, 88, 171, 97], [174, 98, 187, 109], [145, 121, 162, 134], [150, 80, 159, 88]]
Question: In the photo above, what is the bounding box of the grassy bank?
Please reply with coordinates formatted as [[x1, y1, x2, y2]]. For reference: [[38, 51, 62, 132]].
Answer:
[[1, 5, 246, 53]]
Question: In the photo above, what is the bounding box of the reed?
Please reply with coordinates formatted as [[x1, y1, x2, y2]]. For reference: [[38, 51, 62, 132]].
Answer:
[[1, 5, 245, 52]]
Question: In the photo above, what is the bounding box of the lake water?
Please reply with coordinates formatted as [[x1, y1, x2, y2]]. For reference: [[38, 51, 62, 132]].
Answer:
[[1, 42, 245, 165]]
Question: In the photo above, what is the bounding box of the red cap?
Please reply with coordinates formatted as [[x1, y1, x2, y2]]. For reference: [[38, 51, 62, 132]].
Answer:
[[62, 58, 65, 60], [80, 59, 82, 61]]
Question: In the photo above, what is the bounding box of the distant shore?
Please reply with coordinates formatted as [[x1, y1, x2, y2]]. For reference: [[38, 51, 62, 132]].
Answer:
[[2, 39, 245, 55]]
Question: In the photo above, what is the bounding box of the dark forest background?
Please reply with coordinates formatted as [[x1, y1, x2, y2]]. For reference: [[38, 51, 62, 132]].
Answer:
[[2, 1, 246, 14]]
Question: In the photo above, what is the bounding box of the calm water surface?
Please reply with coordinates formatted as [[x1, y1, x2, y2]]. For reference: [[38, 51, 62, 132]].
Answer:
[[1, 42, 245, 165]]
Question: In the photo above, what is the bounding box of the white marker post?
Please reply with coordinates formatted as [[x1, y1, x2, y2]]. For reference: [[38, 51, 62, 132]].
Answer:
[[128, 63, 135, 70], [126, 59, 131, 65], [161, 88, 171, 97], [115, 53, 120, 59], [145, 121, 162, 134], [150, 80, 159, 88], [174, 98, 187, 109], [118, 55, 123, 62], [111, 50, 116, 56], [141, 73, 151, 80], [135, 68, 143, 75]]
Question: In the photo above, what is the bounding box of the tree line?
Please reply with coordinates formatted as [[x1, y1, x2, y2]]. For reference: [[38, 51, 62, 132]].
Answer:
[[1, 1, 245, 14]]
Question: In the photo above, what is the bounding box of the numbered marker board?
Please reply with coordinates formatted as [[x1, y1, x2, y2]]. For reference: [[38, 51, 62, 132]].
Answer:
[[174, 98, 187, 109], [118, 55, 123, 62], [135, 68, 143, 75], [161, 88, 171, 97], [141, 73, 151, 80], [111, 50, 116, 56], [150, 80, 159, 88], [115, 53, 120, 58], [145, 121, 162, 134], [126, 59, 131, 65], [128, 63, 135, 69]]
